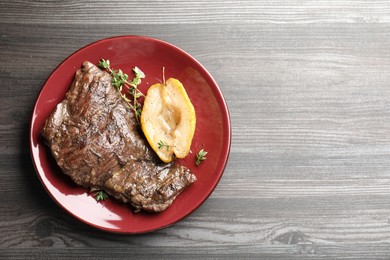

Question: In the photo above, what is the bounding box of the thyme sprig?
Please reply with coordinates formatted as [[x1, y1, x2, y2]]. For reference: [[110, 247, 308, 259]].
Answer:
[[93, 190, 108, 201], [195, 149, 208, 166], [98, 59, 145, 122], [158, 140, 171, 151]]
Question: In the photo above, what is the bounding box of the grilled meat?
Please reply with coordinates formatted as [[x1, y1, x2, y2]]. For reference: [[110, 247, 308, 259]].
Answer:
[[42, 61, 196, 212]]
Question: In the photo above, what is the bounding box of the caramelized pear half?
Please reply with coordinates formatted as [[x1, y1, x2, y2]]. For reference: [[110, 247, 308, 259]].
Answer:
[[141, 78, 196, 163]]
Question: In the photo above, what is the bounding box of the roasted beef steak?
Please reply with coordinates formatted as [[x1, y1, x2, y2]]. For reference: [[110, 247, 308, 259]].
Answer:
[[42, 61, 196, 212]]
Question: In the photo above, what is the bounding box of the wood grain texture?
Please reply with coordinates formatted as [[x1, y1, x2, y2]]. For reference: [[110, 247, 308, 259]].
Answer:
[[1, 0, 390, 258], [1, 0, 390, 24]]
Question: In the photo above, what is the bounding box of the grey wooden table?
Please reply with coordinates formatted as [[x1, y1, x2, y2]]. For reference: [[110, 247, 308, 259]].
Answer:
[[2, 1, 390, 259]]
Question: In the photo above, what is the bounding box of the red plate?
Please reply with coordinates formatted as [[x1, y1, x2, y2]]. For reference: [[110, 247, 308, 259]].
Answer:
[[30, 36, 231, 233]]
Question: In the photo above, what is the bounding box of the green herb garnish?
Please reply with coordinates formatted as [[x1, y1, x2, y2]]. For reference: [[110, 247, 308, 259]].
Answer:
[[98, 59, 145, 122], [94, 190, 108, 201], [195, 149, 208, 166], [158, 140, 171, 151]]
